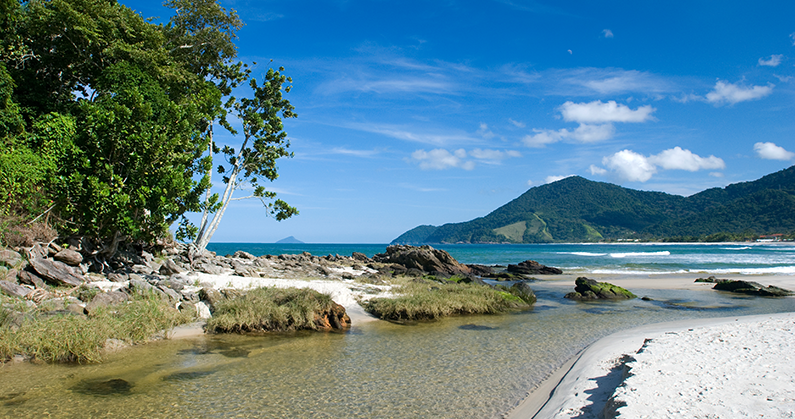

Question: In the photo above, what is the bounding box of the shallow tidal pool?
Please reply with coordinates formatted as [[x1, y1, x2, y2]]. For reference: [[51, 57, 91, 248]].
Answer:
[[2, 284, 793, 418]]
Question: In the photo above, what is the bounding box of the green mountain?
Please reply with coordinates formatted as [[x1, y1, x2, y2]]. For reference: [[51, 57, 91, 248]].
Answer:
[[392, 166, 795, 244]]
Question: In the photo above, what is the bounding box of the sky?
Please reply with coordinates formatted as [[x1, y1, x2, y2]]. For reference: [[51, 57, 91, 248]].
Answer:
[[121, 0, 795, 243]]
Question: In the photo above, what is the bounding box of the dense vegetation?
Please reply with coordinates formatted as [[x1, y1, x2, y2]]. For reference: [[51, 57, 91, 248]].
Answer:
[[393, 166, 795, 244], [0, 0, 296, 252]]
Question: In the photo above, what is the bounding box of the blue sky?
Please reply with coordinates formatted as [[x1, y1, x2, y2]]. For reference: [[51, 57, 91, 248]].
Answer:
[[123, 0, 795, 243]]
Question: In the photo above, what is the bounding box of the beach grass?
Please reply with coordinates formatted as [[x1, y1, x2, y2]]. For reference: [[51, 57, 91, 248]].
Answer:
[[205, 286, 337, 333], [0, 292, 192, 364], [362, 280, 533, 322]]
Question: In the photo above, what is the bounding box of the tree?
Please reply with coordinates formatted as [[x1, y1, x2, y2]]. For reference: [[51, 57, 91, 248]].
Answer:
[[191, 67, 298, 251]]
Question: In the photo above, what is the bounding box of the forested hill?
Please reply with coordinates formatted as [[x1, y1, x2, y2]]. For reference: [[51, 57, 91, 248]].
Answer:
[[392, 165, 795, 244]]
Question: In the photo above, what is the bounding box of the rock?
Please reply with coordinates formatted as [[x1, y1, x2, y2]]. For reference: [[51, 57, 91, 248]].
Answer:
[[313, 301, 351, 331], [17, 269, 47, 288], [85, 291, 129, 315], [157, 285, 181, 301], [233, 250, 256, 260], [506, 260, 562, 275], [466, 264, 495, 277], [0, 280, 33, 298], [713, 280, 793, 296], [53, 249, 83, 266], [199, 287, 224, 312], [107, 272, 129, 283], [509, 281, 537, 304], [352, 252, 370, 262], [196, 262, 223, 275], [0, 249, 22, 267], [195, 302, 212, 319], [28, 257, 84, 287], [564, 277, 637, 300], [159, 259, 184, 275], [372, 245, 472, 277], [177, 301, 196, 316], [695, 275, 723, 283], [131, 264, 154, 275]]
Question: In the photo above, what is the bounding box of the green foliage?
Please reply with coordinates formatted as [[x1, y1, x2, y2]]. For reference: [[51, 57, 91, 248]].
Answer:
[[393, 166, 795, 244], [205, 287, 335, 333], [0, 293, 191, 364], [362, 281, 532, 322]]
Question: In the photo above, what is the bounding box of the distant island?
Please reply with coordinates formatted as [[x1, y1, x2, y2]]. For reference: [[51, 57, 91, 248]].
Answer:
[[393, 165, 795, 244], [276, 236, 304, 244]]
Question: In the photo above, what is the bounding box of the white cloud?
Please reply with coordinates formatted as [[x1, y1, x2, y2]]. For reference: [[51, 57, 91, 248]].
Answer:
[[705, 80, 774, 105], [601, 150, 657, 182], [758, 54, 783, 67], [508, 118, 526, 128], [594, 147, 726, 182], [469, 148, 522, 164], [602, 29, 614, 38], [330, 147, 380, 157], [526, 179, 534, 186], [477, 123, 497, 139], [559, 100, 656, 124], [754, 142, 795, 160], [648, 146, 725, 171], [791, 32, 795, 46], [409, 148, 475, 170], [709, 172, 724, 178], [523, 123, 615, 147], [545, 174, 575, 184]]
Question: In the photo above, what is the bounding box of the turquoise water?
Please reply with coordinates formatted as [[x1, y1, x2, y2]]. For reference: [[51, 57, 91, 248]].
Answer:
[[209, 242, 795, 275]]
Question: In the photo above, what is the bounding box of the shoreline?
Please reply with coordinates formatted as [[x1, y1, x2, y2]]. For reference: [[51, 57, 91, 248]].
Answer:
[[506, 309, 795, 418]]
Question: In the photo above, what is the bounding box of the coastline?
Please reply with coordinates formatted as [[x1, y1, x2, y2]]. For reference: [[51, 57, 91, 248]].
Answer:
[[505, 272, 795, 418]]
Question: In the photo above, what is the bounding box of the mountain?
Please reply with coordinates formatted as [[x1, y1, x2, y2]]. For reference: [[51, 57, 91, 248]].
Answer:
[[392, 166, 795, 244], [276, 236, 304, 244]]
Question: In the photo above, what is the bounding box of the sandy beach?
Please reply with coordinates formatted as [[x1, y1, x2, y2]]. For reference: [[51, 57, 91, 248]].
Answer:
[[507, 274, 795, 419]]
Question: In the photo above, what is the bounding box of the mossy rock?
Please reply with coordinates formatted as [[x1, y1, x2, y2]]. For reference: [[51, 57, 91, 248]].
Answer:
[[565, 277, 636, 300], [713, 280, 793, 297]]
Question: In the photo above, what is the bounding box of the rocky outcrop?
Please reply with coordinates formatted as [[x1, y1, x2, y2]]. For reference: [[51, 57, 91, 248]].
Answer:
[[509, 281, 537, 304], [565, 277, 637, 300], [314, 301, 351, 330], [372, 245, 472, 277], [713, 280, 793, 297], [28, 257, 84, 287], [507, 260, 563, 275]]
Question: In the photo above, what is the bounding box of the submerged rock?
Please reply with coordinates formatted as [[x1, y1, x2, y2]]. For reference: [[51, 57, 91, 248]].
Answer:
[[565, 277, 637, 300], [713, 280, 793, 297], [506, 260, 562, 275]]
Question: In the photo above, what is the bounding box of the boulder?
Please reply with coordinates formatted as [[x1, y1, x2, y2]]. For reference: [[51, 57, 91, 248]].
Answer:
[[695, 275, 723, 283], [17, 269, 47, 288], [352, 252, 370, 262], [313, 301, 351, 331], [84, 291, 131, 315], [466, 264, 495, 277], [0, 280, 33, 298], [713, 280, 793, 296], [372, 245, 472, 277], [233, 250, 257, 260], [510, 281, 537, 304], [506, 260, 562, 275], [107, 272, 129, 283], [159, 259, 184, 275], [0, 249, 22, 267], [565, 277, 637, 300], [54, 249, 83, 266], [28, 257, 84, 287], [199, 287, 224, 312]]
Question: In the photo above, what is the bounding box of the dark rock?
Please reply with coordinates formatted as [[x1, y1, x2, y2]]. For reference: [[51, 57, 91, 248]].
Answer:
[[487, 272, 528, 281], [506, 260, 563, 275], [0, 280, 33, 298], [0, 249, 22, 267], [695, 276, 723, 283], [510, 281, 537, 304], [28, 257, 84, 287], [352, 252, 370, 262], [372, 245, 472, 277], [713, 280, 793, 297], [466, 264, 495, 277], [53, 249, 83, 266], [199, 287, 224, 312], [17, 269, 47, 289], [564, 277, 637, 300], [159, 259, 184, 275]]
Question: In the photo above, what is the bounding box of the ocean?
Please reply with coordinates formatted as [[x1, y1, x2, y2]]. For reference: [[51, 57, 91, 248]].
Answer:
[[208, 242, 795, 276]]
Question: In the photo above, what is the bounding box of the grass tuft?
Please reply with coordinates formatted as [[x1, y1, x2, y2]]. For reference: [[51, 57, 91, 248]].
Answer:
[[362, 281, 532, 322], [0, 291, 192, 364], [205, 287, 336, 333]]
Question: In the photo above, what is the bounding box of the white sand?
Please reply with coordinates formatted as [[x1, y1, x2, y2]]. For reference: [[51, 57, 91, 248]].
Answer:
[[515, 312, 795, 419]]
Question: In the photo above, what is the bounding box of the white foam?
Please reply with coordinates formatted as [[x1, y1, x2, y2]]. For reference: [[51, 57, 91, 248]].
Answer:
[[609, 251, 670, 258]]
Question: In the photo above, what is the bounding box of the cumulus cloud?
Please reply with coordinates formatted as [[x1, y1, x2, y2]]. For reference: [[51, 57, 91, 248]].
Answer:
[[545, 174, 575, 184], [754, 142, 795, 160], [602, 29, 614, 38], [477, 123, 496, 139], [758, 54, 783, 67], [705, 80, 774, 105], [559, 100, 656, 124], [592, 147, 725, 182], [526, 179, 534, 186], [410, 149, 475, 170], [648, 146, 725, 171]]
